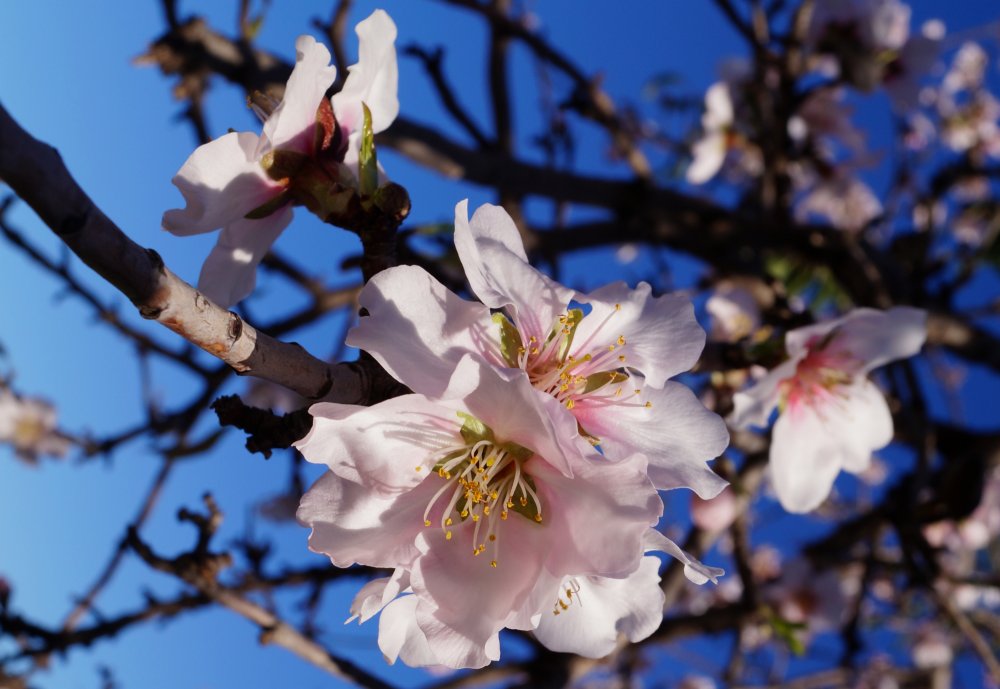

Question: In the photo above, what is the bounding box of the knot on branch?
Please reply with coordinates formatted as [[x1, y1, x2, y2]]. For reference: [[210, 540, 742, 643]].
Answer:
[[211, 395, 313, 458]]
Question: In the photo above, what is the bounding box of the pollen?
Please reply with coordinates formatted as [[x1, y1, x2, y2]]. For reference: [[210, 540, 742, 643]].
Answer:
[[645, 401, 652, 408], [445, 517, 453, 526], [424, 519, 432, 527], [415, 466, 423, 472], [445, 531, 453, 540], [614, 303, 621, 311], [490, 560, 498, 568], [617, 335, 626, 346], [618, 355, 626, 362]]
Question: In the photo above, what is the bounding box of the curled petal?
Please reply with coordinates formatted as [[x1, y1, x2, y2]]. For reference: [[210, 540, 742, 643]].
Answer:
[[644, 529, 725, 585], [378, 596, 439, 667], [347, 265, 494, 397], [686, 131, 728, 184], [347, 568, 410, 624], [260, 35, 337, 154], [453, 199, 528, 262], [532, 557, 665, 658], [332, 10, 399, 135], [196, 207, 293, 308], [574, 380, 729, 497], [162, 131, 280, 236]]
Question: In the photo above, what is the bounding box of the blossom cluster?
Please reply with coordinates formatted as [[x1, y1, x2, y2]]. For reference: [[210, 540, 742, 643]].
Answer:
[[0, 387, 69, 464], [157, 6, 937, 670]]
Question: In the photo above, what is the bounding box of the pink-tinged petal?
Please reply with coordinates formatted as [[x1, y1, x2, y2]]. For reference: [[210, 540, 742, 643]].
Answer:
[[347, 568, 410, 624], [439, 356, 581, 477], [767, 389, 879, 513], [575, 282, 705, 387], [260, 36, 337, 154], [162, 131, 280, 236], [196, 207, 293, 308], [332, 10, 399, 135], [729, 358, 800, 429], [644, 530, 725, 585], [297, 471, 433, 568], [409, 516, 547, 669], [536, 452, 661, 578], [574, 379, 728, 497], [838, 380, 894, 473], [686, 131, 727, 184], [454, 201, 574, 343], [784, 307, 926, 372], [378, 596, 439, 667], [533, 557, 664, 658], [453, 200, 528, 262], [347, 265, 495, 397], [296, 395, 462, 495], [691, 487, 739, 532]]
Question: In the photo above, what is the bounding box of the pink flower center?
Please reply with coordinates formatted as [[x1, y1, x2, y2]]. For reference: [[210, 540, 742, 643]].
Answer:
[[778, 336, 857, 414]]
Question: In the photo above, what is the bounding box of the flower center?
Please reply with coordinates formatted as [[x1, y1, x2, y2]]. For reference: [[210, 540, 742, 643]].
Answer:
[[12, 415, 46, 448], [494, 305, 650, 442], [418, 414, 544, 568], [779, 334, 857, 412]]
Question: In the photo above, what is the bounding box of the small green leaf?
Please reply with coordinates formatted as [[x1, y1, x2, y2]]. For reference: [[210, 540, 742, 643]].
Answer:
[[493, 313, 524, 368], [766, 609, 808, 656], [358, 102, 378, 197]]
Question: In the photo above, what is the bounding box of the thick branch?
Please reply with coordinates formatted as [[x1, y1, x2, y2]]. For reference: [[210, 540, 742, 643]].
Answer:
[[0, 101, 364, 403]]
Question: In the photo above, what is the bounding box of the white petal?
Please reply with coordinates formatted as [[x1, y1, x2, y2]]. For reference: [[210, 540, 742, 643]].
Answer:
[[260, 35, 337, 154], [574, 281, 705, 388], [573, 380, 729, 497], [296, 471, 431, 568], [644, 530, 724, 585], [347, 265, 494, 397], [532, 557, 665, 658], [453, 201, 574, 343], [784, 307, 926, 372], [686, 132, 727, 184], [766, 382, 890, 513], [703, 82, 734, 129], [378, 596, 439, 666], [729, 358, 799, 429], [347, 568, 410, 624], [162, 131, 280, 235], [332, 10, 399, 136], [196, 207, 293, 308], [296, 395, 462, 494]]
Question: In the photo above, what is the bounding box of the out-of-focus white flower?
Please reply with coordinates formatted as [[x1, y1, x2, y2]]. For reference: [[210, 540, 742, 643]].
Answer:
[[796, 173, 883, 232], [924, 464, 1000, 551], [707, 283, 761, 343], [730, 308, 926, 513], [688, 82, 735, 184], [0, 390, 70, 463], [912, 624, 953, 669], [763, 559, 859, 635], [691, 486, 739, 532]]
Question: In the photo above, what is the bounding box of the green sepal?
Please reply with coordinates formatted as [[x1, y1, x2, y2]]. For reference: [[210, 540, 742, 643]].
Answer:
[[358, 102, 378, 197], [555, 308, 584, 362], [582, 370, 627, 394], [244, 189, 292, 220], [457, 411, 493, 445], [493, 313, 524, 368], [766, 608, 807, 656], [502, 441, 534, 462]]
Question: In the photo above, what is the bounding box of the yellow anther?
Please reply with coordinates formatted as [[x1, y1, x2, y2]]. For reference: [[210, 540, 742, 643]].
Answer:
[[534, 514, 543, 523], [608, 344, 616, 351], [634, 389, 641, 395], [472, 514, 480, 522], [445, 517, 453, 526], [615, 303, 621, 311], [645, 401, 652, 408], [489, 534, 496, 542], [461, 509, 469, 518], [490, 560, 498, 568], [531, 348, 539, 355], [506, 501, 514, 508], [565, 399, 575, 410], [490, 491, 499, 500], [566, 589, 573, 598], [529, 336, 537, 343], [583, 354, 592, 361], [615, 388, 623, 397], [520, 496, 528, 507], [483, 505, 491, 516], [617, 335, 626, 346], [501, 511, 509, 520], [445, 531, 453, 540], [553, 610, 560, 616], [415, 466, 423, 472], [559, 600, 568, 610], [424, 519, 432, 527], [618, 355, 626, 362]]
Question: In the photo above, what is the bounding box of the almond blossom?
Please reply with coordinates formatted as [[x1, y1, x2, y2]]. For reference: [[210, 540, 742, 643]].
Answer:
[[0, 389, 70, 463], [730, 307, 926, 513], [295, 356, 721, 668], [162, 11, 398, 308], [347, 200, 730, 498]]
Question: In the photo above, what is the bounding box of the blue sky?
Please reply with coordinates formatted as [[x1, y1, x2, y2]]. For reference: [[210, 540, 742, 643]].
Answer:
[[1, 1, 999, 688]]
